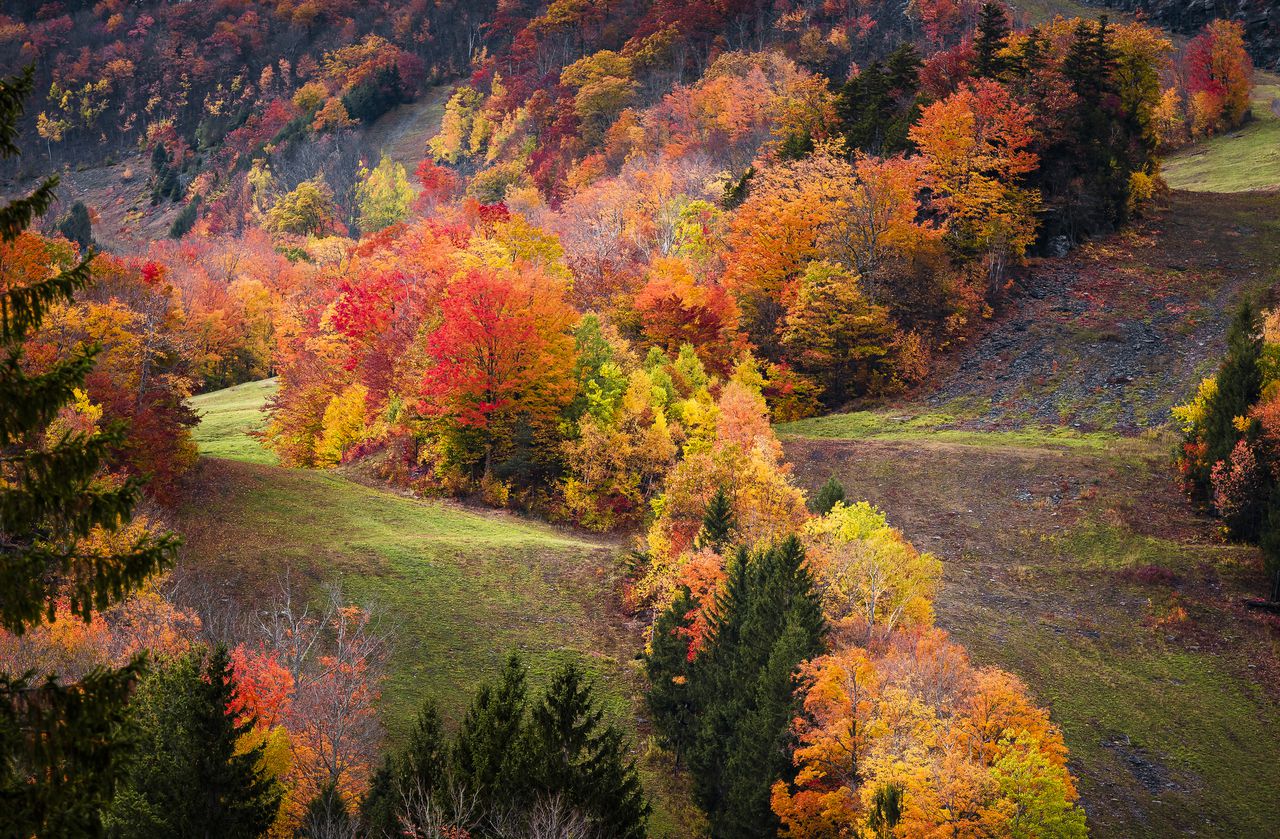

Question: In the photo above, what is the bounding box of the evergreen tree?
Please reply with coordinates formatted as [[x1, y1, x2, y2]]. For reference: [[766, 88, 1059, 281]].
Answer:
[[696, 486, 735, 551], [686, 538, 826, 838], [644, 587, 698, 762], [0, 66, 178, 838], [357, 757, 400, 839], [1200, 301, 1263, 493], [105, 646, 281, 838], [1259, 496, 1280, 602], [836, 46, 921, 157], [57, 200, 93, 251], [974, 2, 1012, 79], [868, 783, 904, 838], [810, 476, 846, 514], [298, 781, 355, 839], [523, 661, 649, 839], [451, 652, 529, 812]]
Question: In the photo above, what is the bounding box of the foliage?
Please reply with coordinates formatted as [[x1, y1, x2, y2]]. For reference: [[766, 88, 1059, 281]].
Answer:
[[356, 154, 416, 234]]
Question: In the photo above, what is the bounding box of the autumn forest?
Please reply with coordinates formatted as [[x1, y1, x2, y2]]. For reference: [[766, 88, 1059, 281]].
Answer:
[[1, 1, 1278, 837]]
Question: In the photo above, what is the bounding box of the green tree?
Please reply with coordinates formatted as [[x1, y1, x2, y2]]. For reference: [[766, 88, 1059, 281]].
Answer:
[[810, 475, 846, 515], [686, 537, 825, 838], [974, 2, 1012, 79], [451, 652, 529, 812], [298, 780, 355, 839], [265, 178, 337, 237], [1199, 301, 1263, 495], [57, 200, 92, 251], [356, 154, 416, 234], [0, 66, 178, 838], [696, 486, 735, 552], [105, 647, 281, 838], [644, 587, 698, 762], [522, 661, 649, 839]]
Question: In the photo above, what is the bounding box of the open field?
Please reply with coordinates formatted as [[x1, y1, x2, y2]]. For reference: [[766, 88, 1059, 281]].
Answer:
[[1164, 76, 1280, 194], [784, 434, 1280, 838], [190, 378, 280, 464]]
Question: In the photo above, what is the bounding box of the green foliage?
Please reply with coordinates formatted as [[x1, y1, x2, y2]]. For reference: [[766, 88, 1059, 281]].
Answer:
[[810, 475, 846, 514], [644, 587, 697, 760], [868, 783, 904, 838], [298, 780, 355, 839], [168, 197, 199, 240], [975, 2, 1012, 79], [57, 201, 92, 251], [696, 486, 735, 552], [683, 537, 826, 837], [265, 178, 337, 237], [1198, 300, 1262, 492], [356, 153, 416, 234], [104, 647, 281, 838], [835, 45, 921, 156], [452, 652, 529, 811], [523, 661, 649, 839]]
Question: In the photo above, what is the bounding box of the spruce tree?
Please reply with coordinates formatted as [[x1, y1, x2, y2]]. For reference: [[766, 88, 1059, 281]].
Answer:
[[810, 475, 846, 514], [358, 757, 400, 839], [298, 781, 355, 839], [974, 2, 1012, 79], [0, 66, 178, 838], [523, 662, 649, 839], [57, 200, 93, 251], [644, 587, 698, 762], [451, 652, 529, 812], [105, 646, 281, 838], [1201, 300, 1264, 488], [686, 538, 826, 838], [696, 486, 735, 551]]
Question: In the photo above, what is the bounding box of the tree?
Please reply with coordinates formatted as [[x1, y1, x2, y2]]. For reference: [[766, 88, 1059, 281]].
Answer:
[[451, 652, 529, 812], [265, 178, 338, 237], [780, 261, 897, 404], [523, 661, 649, 839], [356, 154, 416, 234], [686, 538, 826, 838], [105, 647, 282, 838], [1185, 19, 1253, 135], [57, 201, 93, 251], [418, 265, 577, 482], [910, 80, 1040, 292], [696, 486, 735, 552], [810, 476, 845, 515], [644, 587, 698, 761], [974, 2, 1012, 79], [1, 67, 178, 838], [1199, 301, 1262, 496]]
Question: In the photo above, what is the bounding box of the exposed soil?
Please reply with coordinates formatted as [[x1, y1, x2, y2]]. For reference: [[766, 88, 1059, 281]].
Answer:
[[921, 192, 1280, 432]]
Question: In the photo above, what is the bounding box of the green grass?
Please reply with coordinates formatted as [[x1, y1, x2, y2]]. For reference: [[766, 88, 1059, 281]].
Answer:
[[777, 408, 1150, 452], [1007, 0, 1103, 25], [189, 378, 279, 464], [1164, 80, 1280, 193], [182, 380, 681, 833]]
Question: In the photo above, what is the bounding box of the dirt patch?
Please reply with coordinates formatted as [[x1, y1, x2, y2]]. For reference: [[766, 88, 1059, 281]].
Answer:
[[921, 192, 1280, 433]]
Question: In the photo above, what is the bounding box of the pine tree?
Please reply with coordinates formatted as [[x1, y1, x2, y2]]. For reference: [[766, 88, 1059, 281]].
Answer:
[[358, 757, 400, 839], [810, 475, 846, 514], [451, 652, 529, 813], [974, 2, 1012, 79], [105, 646, 281, 838], [686, 538, 826, 838], [298, 780, 355, 839], [57, 200, 92, 251], [523, 662, 650, 839], [696, 486, 735, 551], [868, 783, 904, 838], [0, 66, 179, 838], [1259, 495, 1280, 602], [644, 587, 698, 762], [1200, 301, 1263, 493]]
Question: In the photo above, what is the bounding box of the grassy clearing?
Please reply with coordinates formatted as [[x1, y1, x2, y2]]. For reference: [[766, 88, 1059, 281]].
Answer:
[[180, 380, 682, 832], [1164, 78, 1280, 193], [1008, 0, 1103, 25], [189, 378, 279, 464], [776, 407, 1153, 454]]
